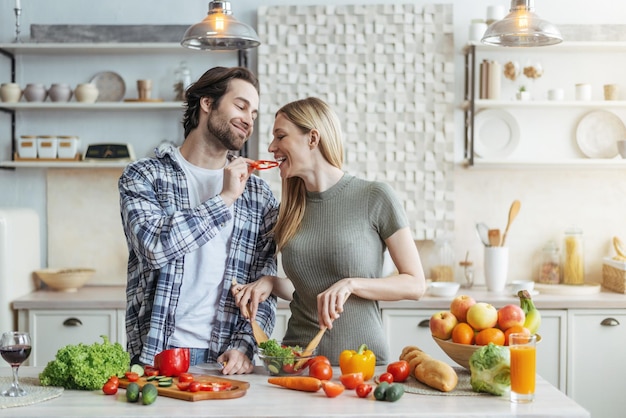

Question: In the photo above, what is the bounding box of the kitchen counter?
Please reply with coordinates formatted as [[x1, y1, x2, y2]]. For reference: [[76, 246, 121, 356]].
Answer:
[[0, 366, 589, 417], [11, 284, 626, 311]]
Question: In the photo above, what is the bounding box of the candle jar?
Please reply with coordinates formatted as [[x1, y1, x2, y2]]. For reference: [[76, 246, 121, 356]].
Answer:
[[23, 83, 47, 102]]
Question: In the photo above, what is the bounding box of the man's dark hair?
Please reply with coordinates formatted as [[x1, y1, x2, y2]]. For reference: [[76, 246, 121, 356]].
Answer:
[[182, 66, 260, 138]]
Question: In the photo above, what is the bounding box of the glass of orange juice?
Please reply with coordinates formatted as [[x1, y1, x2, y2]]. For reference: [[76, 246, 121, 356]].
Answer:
[[509, 333, 537, 403]]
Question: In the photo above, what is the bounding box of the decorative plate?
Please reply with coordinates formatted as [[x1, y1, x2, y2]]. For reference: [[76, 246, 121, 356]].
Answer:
[[575, 110, 624, 158], [473, 109, 520, 159], [89, 71, 126, 102]]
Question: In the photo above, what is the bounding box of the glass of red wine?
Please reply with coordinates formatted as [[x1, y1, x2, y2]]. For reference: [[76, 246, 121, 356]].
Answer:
[[1, 331, 32, 397]]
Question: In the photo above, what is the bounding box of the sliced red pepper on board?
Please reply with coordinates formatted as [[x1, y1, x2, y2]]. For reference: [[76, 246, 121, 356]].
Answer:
[[198, 381, 232, 392]]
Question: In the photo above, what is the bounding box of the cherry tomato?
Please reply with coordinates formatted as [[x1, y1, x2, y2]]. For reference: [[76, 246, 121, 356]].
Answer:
[[339, 372, 364, 390], [178, 373, 194, 383], [386, 360, 410, 383], [124, 371, 140, 382], [143, 366, 160, 377], [379, 372, 394, 384], [189, 381, 201, 392], [102, 380, 118, 395], [281, 363, 295, 374], [176, 381, 191, 391], [309, 361, 333, 381], [322, 381, 345, 398], [107, 375, 120, 386], [356, 383, 373, 398]]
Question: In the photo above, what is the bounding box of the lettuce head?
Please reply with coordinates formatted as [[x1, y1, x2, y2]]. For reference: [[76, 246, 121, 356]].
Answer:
[[469, 342, 511, 396]]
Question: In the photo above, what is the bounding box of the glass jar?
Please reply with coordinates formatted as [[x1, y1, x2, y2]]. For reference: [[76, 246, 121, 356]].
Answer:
[[430, 238, 454, 282], [174, 61, 192, 101], [563, 227, 584, 285], [538, 240, 560, 284]]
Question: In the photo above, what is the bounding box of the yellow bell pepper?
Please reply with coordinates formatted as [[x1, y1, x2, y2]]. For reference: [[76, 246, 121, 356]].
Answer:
[[339, 344, 376, 380]]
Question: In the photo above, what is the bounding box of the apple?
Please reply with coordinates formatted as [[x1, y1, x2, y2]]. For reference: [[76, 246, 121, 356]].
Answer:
[[497, 304, 526, 330], [429, 310, 458, 340], [449, 295, 476, 323], [466, 302, 498, 331]]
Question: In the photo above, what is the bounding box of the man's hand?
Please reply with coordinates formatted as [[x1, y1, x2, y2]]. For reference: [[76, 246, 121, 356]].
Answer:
[[220, 157, 254, 206], [217, 349, 254, 375]]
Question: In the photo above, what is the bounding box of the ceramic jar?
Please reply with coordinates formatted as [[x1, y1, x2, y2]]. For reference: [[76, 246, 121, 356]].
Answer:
[[48, 83, 73, 102], [0, 83, 23, 102], [23, 83, 48, 102], [74, 83, 99, 103]]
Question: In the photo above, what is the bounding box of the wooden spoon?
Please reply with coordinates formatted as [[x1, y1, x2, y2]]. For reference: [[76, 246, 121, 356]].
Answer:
[[231, 278, 269, 344], [500, 200, 521, 247], [293, 327, 327, 370], [488, 229, 501, 247]]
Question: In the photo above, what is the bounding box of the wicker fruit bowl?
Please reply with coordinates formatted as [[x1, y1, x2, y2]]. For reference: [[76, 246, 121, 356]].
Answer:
[[35, 268, 95, 292], [432, 334, 542, 369]]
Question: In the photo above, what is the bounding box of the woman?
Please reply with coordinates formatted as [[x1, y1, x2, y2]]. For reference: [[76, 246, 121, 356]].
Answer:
[[233, 97, 426, 365]]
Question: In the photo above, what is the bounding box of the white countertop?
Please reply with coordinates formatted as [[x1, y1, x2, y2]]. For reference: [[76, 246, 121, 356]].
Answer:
[[11, 284, 626, 311], [0, 366, 590, 417]]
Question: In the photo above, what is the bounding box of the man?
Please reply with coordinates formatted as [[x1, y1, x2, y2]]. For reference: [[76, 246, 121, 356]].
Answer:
[[119, 67, 278, 375]]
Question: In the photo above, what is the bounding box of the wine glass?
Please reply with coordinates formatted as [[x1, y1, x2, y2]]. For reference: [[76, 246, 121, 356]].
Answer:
[[1, 332, 32, 397]]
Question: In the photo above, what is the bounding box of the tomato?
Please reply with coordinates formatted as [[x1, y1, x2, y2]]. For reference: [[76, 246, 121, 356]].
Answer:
[[309, 361, 333, 381], [378, 372, 394, 384], [178, 373, 194, 383], [102, 380, 118, 395], [188, 381, 201, 392], [143, 366, 160, 377], [309, 355, 331, 367], [356, 383, 373, 398], [176, 381, 191, 391], [198, 382, 232, 392], [322, 381, 345, 398], [386, 360, 410, 383], [339, 372, 364, 389], [124, 371, 140, 382], [107, 375, 120, 386]]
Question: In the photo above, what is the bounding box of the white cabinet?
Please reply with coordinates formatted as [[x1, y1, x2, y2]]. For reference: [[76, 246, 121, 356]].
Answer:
[[271, 308, 291, 341], [17, 308, 122, 366], [567, 309, 626, 418], [535, 310, 567, 392]]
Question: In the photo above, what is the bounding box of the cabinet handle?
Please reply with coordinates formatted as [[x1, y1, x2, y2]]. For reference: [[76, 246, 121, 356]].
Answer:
[[418, 319, 430, 328], [63, 317, 83, 327], [600, 317, 620, 326]]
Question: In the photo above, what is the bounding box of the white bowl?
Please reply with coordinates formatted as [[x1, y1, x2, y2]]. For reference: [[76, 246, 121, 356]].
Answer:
[[35, 268, 95, 292], [428, 282, 460, 298], [510, 280, 535, 294]]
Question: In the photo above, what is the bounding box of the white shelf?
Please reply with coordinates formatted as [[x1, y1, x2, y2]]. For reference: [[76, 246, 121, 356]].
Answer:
[[464, 41, 626, 53], [0, 160, 130, 169], [464, 99, 626, 110], [0, 42, 207, 55], [462, 159, 626, 169], [0, 102, 185, 110]]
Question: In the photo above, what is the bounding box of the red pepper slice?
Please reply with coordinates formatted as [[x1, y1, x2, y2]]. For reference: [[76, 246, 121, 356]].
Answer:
[[198, 381, 232, 392], [249, 160, 279, 170]]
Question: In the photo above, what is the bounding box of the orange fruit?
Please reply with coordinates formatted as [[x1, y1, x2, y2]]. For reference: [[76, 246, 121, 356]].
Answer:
[[503, 325, 531, 346], [452, 322, 475, 345], [475, 327, 505, 346]]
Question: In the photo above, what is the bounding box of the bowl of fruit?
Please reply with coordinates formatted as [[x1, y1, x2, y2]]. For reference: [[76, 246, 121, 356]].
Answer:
[[257, 340, 316, 376], [430, 292, 541, 369]]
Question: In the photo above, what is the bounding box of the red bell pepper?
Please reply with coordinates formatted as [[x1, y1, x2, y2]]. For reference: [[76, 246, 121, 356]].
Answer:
[[153, 348, 190, 377]]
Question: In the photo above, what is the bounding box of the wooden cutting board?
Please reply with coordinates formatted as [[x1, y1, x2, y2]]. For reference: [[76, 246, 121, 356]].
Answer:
[[119, 373, 249, 401]]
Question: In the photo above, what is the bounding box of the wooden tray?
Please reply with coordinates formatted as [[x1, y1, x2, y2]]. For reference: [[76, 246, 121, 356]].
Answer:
[[119, 373, 249, 401], [13, 152, 82, 162]]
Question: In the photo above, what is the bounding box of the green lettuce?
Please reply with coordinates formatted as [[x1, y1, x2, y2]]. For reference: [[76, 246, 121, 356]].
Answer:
[[469, 342, 511, 396], [39, 335, 130, 390]]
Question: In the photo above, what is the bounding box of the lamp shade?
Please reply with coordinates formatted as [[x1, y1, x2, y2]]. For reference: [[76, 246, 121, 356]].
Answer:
[[481, 0, 562, 47], [181, 1, 260, 50]]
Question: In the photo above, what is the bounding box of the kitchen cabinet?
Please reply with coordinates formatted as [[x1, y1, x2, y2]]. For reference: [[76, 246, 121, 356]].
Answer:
[[16, 308, 123, 366], [0, 43, 236, 168], [567, 309, 626, 418], [463, 41, 626, 168]]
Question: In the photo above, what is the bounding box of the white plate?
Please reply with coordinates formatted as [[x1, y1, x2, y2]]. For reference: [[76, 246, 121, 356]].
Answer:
[[575, 110, 624, 158], [473, 109, 520, 158], [90, 71, 126, 102]]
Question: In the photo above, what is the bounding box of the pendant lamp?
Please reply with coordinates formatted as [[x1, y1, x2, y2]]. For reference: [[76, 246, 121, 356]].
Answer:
[[481, 0, 562, 47], [181, 1, 260, 50]]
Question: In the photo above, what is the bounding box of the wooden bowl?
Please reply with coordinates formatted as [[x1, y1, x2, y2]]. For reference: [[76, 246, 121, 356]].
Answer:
[[433, 334, 542, 369], [35, 268, 95, 292]]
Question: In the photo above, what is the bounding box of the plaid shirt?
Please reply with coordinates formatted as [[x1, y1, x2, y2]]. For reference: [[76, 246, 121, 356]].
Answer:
[[119, 143, 279, 365]]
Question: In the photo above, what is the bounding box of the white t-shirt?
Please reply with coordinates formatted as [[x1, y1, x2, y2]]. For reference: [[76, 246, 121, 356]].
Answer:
[[169, 147, 234, 348]]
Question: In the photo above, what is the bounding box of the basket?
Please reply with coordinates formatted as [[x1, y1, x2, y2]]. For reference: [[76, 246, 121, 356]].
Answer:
[[602, 257, 626, 294]]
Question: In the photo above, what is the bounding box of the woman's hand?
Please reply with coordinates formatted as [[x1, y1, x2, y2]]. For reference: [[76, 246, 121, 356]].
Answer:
[[316, 280, 352, 330]]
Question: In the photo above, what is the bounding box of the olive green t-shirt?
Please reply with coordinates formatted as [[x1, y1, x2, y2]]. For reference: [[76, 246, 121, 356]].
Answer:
[[281, 174, 408, 365]]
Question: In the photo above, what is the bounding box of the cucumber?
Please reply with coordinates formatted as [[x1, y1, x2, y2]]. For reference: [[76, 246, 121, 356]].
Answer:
[[130, 364, 145, 377], [373, 381, 390, 401], [147, 375, 166, 381], [158, 380, 172, 387], [126, 382, 140, 403], [142, 383, 158, 405], [385, 383, 405, 402]]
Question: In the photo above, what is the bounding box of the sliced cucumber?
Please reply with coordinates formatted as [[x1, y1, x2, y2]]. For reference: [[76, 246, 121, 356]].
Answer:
[[267, 363, 280, 375], [158, 380, 173, 387], [130, 364, 145, 377]]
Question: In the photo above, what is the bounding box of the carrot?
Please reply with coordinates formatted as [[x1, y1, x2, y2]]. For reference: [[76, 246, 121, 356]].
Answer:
[[267, 376, 322, 392]]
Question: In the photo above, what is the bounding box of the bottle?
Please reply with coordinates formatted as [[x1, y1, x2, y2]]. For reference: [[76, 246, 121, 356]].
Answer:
[[430, 238, 455, 282], [538, 241, 560, 284], [563, 227, 584, 285], [174, 61, 192, 101]]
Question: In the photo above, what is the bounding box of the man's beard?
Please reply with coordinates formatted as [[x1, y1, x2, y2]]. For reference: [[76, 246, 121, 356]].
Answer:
[[207, 112, 248, 151]]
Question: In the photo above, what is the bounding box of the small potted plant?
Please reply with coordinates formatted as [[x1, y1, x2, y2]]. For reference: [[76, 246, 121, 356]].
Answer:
[[516, 86, 531, 101]]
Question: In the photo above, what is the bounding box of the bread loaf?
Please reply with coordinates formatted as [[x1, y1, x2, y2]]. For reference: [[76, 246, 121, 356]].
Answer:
[[400, 345, 458, 392]]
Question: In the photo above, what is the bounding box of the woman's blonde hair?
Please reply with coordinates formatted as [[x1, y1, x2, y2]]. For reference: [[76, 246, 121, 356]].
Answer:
[[273, 97, 344, 251]]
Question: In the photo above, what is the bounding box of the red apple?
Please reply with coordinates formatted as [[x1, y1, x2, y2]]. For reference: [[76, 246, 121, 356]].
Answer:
[[466, 302, 498, 331], [449, 295, 476, 323], [429, 310, 458, 340], [497, 304, 526, 330]]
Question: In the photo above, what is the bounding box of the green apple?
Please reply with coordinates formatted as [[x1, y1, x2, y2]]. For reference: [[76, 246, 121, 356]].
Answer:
[[466, 302, 498, 331]]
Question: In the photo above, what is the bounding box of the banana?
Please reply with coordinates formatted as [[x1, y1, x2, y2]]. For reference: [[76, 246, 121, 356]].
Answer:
[[517, 290, 541, 334]]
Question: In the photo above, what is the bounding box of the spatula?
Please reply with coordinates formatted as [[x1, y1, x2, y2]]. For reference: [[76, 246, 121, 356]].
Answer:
[[231, 278, 269, 344], [501, 200, 521, 247], [293, 327, 327, 371]]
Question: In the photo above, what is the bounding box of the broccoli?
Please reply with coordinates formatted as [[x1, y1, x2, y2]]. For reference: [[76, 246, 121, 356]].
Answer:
[[469, 342, 511, 396], [39, 335, 130, 390]]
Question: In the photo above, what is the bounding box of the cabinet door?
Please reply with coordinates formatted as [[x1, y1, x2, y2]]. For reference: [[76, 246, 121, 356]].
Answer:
[[271, 308, 291, 341], [26, 309, 118, 366], [535, 310, 567, 392], [568, 310, 626, 418]]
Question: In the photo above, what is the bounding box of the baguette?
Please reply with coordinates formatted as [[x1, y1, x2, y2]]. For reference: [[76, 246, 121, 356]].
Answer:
[[414, 358, 458, 392]]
